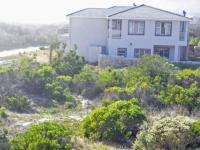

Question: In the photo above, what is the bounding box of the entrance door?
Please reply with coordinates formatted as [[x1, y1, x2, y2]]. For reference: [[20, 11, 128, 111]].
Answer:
[[154, 47, 170, 59]]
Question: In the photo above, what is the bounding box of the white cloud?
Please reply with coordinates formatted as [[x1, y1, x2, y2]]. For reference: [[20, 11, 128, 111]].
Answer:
[[0, 0, 199, 24]]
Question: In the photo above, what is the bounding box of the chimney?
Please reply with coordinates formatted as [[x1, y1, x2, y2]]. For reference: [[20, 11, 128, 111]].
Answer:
[[183, 10, 186, 16], [133, 3, 137, 6]]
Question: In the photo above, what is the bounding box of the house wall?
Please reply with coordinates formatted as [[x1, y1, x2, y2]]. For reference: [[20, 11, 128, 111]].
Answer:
[[108, 19, 189, 62], [68, 16, 189, 62], [69, 17, 108, 61]]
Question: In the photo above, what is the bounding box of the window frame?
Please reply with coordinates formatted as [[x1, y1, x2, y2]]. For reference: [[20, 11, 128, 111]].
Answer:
[[155, 21, 172, 36], [179, 21, 186, 41], [117, 48, 127, 57], [112, 19, 122, 30], [128, 20, 145, 35], [154, 47, 170, 58], [134, 48, 151, 58]]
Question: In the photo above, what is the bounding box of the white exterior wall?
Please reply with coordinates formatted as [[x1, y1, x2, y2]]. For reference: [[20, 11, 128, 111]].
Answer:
[[68, 17, 189, 62], [69, 17, 108, 61], [108, 19, 189, 62]]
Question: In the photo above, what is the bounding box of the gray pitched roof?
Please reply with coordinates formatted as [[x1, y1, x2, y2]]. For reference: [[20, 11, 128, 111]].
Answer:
[[67, 6, 134, 18], [67, 4, 190, 21]]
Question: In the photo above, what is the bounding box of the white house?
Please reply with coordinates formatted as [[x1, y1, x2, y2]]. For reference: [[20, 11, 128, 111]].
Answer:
[[67, 4, 191, 63]]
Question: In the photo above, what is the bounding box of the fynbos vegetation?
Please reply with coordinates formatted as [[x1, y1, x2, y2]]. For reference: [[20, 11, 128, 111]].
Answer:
[[0, 49, 200, 150]]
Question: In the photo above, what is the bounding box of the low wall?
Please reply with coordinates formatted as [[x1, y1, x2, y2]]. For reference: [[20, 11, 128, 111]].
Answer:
[[98, 54, 137, 68]]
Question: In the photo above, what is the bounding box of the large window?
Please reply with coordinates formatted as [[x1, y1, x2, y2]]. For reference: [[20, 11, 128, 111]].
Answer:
[[155, 21, 172, 36], [117, 48, 127, 57], [128, 21, 145, 35], [154, 47, 170, 58], [179, 21, 186, 41], [134, 48, 151, 58]]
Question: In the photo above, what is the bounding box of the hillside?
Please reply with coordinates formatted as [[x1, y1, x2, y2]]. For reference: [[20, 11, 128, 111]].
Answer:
[[0, 50, 200, 150], [0, 23, 65, 51]]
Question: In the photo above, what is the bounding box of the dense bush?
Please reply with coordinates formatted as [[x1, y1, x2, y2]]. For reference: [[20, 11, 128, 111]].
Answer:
[[5, 96, 30, 112], [133, 116, 198, 150], [72, 65, 100, 98], [12, 58, 76, 104], [0, 107, 7, 118], [53, 50, 86, 76], [190, 37, 200, 46], [11, 122, 73, 150], [193, 120, 200, 136], [161, 69, 200, 112], [72, 66, 126, 98], [96, 67, 126, 89], [81, 99, 145, 143]]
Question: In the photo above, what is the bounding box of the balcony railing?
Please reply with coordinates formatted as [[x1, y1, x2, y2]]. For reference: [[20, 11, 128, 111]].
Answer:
[[112, 29, 121, 39], [179, 32, 185, 41]]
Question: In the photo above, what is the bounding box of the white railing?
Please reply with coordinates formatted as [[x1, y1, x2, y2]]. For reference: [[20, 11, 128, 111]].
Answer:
[[112, 30, 121, 39], [179, 32, 185, 41]]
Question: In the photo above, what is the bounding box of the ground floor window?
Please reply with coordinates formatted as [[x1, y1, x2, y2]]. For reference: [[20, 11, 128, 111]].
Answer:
[[117, 48, 127, 57], [154, 47, 170, 58], [134, 48, 151, 58]]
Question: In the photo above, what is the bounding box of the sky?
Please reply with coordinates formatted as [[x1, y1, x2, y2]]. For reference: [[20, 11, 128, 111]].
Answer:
[[0, 0, 199, 24]]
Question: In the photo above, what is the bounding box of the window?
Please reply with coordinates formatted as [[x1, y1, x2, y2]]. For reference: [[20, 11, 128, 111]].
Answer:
[[112, 20, 122, 30], [179, 22, 186, 41], [155, 21, 172, 36], [134, 49, 151, 58], [128, 21, 145, 35], [154, 47, 170, 58], [117, 48, 127, 57], [112, 20, 122, 39]]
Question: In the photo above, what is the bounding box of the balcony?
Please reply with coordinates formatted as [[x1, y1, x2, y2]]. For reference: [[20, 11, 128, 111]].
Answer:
[[179, 32, 185, 41], [112, 29, 121, 39]]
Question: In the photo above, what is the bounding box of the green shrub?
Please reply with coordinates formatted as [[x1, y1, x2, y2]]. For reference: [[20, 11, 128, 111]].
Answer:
[[72, 65, 100, 98], [161, 83, 200, 112], [81, 99, 145, 143], [161, 69, 200, 112], [193, 120, 200, 135], [190, 37, 200, 46], [173, 69, 200, 87], [96, 68, 126, 89], [0, 107, 7, 118], [134, 55, 174, 80], [133, 116, 196, 150], [53, 49, 86, 76], [45, 81, 75, 103], [5, 96, 30, 112], [11, 122, 73, 150]]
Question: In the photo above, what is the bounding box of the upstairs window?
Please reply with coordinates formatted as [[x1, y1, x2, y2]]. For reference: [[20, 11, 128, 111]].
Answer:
[[112, 20, 122, 39], [179, 21, 186, 41], [128, 21, 145, 35], [117, 48, 127, 57], [112, 20, 122, 30], [155, 21, 172, 36]]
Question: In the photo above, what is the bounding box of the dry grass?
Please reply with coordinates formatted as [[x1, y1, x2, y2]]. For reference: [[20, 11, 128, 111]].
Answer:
[[72, 137, 131, 150]]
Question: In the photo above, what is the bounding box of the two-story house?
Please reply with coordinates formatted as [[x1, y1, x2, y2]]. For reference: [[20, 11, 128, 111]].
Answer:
[[67, 4, 190, 63]]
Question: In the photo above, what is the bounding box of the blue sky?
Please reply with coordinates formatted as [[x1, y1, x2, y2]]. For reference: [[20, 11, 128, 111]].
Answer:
[[0, 0, 199, 24]]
